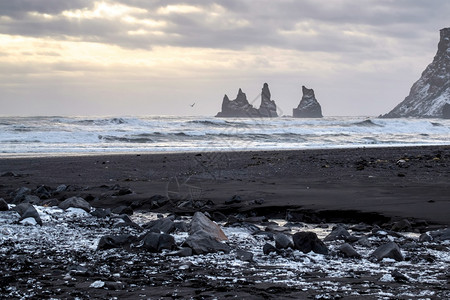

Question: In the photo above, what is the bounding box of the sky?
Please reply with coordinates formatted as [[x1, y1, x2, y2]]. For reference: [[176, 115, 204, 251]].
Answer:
[[0, 0, 449, 117]]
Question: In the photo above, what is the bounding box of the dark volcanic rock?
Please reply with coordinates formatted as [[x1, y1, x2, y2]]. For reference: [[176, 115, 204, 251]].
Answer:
[[13, 203, 42, 225], [216, 84, 279, 118], [236, 249, 254, 262], [391, 219, 412, 232], [184, 231, 231, 255], [338, 243, 361, 258], [428, 228, 450, 241], [97, 234, 137, 250], [211, 211, 227, 222], [225, 194, 242, 205], [274, 233, 293, 249], [143, 216, 175, 234], [216, 88, 259, 118], [258, 83, 278, 117], [20, 205, 43, 226], [12, 202, 32, 216], [22, 195, 41, 205], [263, 243, 278, 255], [324, 225, 351, 242], [33, 185, 53, 199], [58, 197, 91, 212], [142, 232, 176, 253], [0, 198, 9, 211], [371, 242, 404, 261], [189, 212, 228, 241], [292, 232, 328, 255], [293, 86, 323, 118], [13, 187, 31, 203], [382, 28, 450, 118], [392, 270, 410, 283]]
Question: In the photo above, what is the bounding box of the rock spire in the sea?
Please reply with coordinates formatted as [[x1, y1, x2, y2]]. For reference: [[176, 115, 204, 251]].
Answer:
[[383, 27, 450, 118], [292, 85, 323, 118], [216, 83, 278, 118], [258, 83, 278, 117]]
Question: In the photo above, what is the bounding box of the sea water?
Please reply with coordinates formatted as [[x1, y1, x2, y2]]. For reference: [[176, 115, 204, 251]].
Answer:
[[0, 115, 449, 155]]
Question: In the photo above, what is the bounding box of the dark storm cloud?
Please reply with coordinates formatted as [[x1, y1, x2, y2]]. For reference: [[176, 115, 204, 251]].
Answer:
[[0, 0, 449, 52]]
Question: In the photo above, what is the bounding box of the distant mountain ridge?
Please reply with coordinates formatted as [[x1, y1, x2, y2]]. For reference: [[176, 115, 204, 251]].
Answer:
[[382, 27, 450, 118]]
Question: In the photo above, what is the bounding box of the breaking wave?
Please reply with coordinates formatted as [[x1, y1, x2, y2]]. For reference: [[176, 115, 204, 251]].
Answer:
[[0, 116, 449, 154]]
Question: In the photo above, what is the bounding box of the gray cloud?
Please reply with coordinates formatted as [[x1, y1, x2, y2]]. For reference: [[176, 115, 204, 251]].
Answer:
[[1, 0, 448, 53]]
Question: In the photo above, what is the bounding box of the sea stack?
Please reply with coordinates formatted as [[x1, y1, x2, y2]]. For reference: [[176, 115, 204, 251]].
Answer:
[[258, 83, 278, 117], [292, 86, 323, 118], [216, 83, 278, 118], [215, 88, 259, 118], [382, 27, 450, 118]]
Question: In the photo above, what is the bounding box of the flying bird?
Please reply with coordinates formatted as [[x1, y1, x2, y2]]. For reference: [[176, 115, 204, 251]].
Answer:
[[190, 102, 196, 107]]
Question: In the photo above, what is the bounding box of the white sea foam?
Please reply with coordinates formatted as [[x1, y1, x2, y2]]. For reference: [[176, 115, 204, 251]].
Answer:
[[0, 116, 448, 155]]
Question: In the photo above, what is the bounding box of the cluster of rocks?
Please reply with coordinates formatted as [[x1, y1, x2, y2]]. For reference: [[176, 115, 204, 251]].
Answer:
[[2, 191, 450, 299], [96, 212, 231, 257], [216, 83, 323, 118], [216, 83, 278, 118]]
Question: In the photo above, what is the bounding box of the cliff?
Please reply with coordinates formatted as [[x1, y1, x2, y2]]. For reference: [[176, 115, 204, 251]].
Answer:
[[382, 28, 450, 118]]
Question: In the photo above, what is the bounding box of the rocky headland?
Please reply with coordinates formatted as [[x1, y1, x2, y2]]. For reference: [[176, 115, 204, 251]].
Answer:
[[383, 27, 450, 118]]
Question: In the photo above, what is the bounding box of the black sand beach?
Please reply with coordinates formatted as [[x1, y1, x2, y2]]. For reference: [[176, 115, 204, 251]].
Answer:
[[1, 146, 449, 299], [1, 146, 449, 225]]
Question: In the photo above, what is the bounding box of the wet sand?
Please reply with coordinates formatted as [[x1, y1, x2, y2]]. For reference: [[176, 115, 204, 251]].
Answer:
[[1, 146, 449, 225]]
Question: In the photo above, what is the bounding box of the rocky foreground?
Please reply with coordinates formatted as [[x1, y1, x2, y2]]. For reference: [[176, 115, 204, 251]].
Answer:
[[1, 193, 449, 299], [0, 146, 449, 298]]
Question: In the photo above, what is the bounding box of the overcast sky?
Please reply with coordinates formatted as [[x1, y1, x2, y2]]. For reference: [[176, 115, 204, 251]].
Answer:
[[0, 0, 448, 117]]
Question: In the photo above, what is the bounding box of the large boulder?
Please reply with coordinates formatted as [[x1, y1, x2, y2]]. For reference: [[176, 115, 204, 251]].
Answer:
[[97, 234, 137, 250], [382, 28, 450, 118], [292, 232, 328, 255], [142, 232, 176, 253], [12, 203, 42, 226], [21, 205, 43, 225], [324, 225, 351, 242], [184, 231, 230, 255], [338, 243, 361, 258], [189, 212, 227, 241], [236, 249, 254, 262], [33, 185, 53, 199], [143, 216, 175, 234], [58, 197, 91, 213], [293, 86, 323, 118], [428, 228, 450, 242], [274, 233, 293, 249], [13, 187, 31, 203], [370, 242, 404, 261]]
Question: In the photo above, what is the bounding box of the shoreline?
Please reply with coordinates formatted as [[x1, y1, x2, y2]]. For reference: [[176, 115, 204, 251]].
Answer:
[[1, 145, 449, 225], [1, 142, 450, 159]]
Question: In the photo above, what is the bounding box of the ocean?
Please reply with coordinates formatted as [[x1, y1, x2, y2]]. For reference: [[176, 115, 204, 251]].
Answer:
[[0, 116, 449, 156]]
